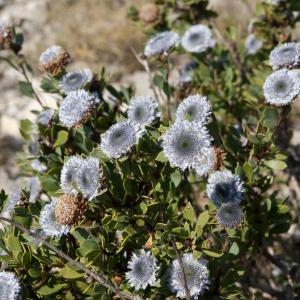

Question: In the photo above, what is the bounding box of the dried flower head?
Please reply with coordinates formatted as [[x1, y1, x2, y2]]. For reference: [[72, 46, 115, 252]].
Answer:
[[216, 203, 243, 228], [60, 69, 93, 93], [76, 157, 101, 200], [181, 24, 215, 53], [207, 170, 244, 207], [0, 271, 21, 300], [144, 31, 180, 57], [127, 96, 160, 127], [100, 121, 141, 158], [125, 249, 159, 290], [39, 45, 71, 75], [245, 34, 263, 55], [263, 69, 300, 106], [0, 21, 12, 49], [38, 108, 54, 126], [54, 194, 86, 226], [161, 121, 212, 171], [59, 89, 95, 128], [169, 253, 209, 299], [39, 200, 70, 238], [176, 95, 211, 127], [60, 156, 83, 194], [139, 3, 160, 23], [269, 42, 300, 70]]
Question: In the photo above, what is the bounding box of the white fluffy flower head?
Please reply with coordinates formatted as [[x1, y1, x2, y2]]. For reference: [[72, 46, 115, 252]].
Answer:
[[207, 170, 244, 207], [60, 69, 93, 93], [127, 96, 160, 127], [5, 187, 22, 217], [169, 253, 209, 299], [39, 201, 70, 238], [76, 157, 101, 200], [144, 31, 180, 57], [27, 176, 41, 203], [38, 108, 54, 126], [60, 156, 83, 194], [125, 249, 159, 290], [263, 69, 300, 106], [245, 34, 263, 55], [216, 203, 243, 228], [179, 62, 197, 84], [100, 121, 141, 158], [162, 121, 212, 171], [0, 271, 21, 300], [181, 24, 215, 53], [59, 89, 95, 128], [269, 42, 300, 70], [31, 159, 47, 173], [39, 45, 64, 65], [194, 147, 215, 177], [176, 94, 211, 126]]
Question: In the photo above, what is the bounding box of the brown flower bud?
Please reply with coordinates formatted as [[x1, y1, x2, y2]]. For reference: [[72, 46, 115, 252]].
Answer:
[[139, 3, 160, 24], [55, 194, 86, 226], [0, 22, 12, 50], [213, 147, 226, 171], [39, 45, 71, 76]]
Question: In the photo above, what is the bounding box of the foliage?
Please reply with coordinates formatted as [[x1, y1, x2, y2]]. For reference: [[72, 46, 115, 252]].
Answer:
[[0, 0, 299, 299]]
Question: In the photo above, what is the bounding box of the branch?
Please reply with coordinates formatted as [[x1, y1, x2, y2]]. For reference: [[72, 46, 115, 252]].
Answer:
[[0, 216, 141, 300], [130, 48, 163, 107], [171, 238, 191, 300]]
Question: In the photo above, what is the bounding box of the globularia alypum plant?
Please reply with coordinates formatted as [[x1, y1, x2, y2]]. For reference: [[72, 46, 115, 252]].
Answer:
[[0, 0, 300, 299]]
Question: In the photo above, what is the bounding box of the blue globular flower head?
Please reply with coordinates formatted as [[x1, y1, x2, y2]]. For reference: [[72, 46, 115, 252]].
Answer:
[[176, 95, 211, 127], [31, 159, 47, 173], [181, 24, 215, 53], [244, 34, 263, 55], [27, 176, 41, 203], [60, 69, 93, 93], [194, 147, 215, 177], [206, 170, 244, 207], [0, 271, 21, 300], [144, 31, 180, 57], [39, 200, 70, 238], [161, 121, 212, 171], [216, 203, 243, 228], [100, 121, 141, 158], [125, 249, 159, 290], [38, 108, 54, 126], [5, 187, 22, 217], [60, 156, 83, 194], [269, 42, 300, 70], [263, 69, 300, 106], [127, 96, 160, 127], [169, 253, 209, 299], [75, 157, 101, 200], [39, 45, 71, 75], [179, 61, 197, 84], [59, 89, 95, 128]]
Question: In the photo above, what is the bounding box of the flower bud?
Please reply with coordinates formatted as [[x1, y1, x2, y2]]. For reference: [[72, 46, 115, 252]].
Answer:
[[139, 3, 160, 24]]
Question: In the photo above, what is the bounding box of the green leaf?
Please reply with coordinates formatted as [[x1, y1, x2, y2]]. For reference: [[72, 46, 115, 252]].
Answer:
[[37, 284, 67, 296], [229, 242, 239, 256], [195, 210, 209, 237], [6, 235, 22, 256], [243, 161, 253, 182], [59, 267, 84, 279], [53, 130, 69, 148], [262, 108, 278, 129], [183, 202, 195, 225], [155, 151, 168, 162], [264, 160, 287, 170], [19, 81, 34, 97], [202, 249, 224, 257], [28, 268, 41, 278]]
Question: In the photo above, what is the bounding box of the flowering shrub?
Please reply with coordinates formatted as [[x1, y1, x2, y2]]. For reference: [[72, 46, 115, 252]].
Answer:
[[0, 0, 300, 299]]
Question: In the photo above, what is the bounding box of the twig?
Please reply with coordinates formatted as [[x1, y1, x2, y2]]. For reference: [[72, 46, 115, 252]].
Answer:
[[19, 61, 44, 107], [171, 238, 191, 300], [212, 25, 247, 82], [130, 48, 162, 106], [0, 216, 140, 300]]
